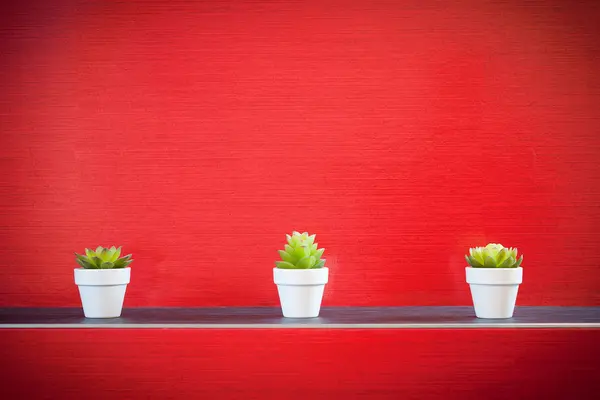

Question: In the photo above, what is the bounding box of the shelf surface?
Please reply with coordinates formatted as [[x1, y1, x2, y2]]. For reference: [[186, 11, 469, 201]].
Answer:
[[1, 306, 599, 328]]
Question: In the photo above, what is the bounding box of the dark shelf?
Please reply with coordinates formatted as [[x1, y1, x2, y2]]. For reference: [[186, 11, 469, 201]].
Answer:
[[1, 306, 599, 328]]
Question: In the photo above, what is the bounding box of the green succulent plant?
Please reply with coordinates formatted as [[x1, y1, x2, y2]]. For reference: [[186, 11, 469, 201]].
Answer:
[[465, 243, 523, 268], [74, 246, 133, 269], [275, 231, 326, 269]]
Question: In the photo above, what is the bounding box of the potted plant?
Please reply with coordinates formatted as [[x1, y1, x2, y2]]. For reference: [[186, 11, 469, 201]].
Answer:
[[274, 231, 328, 318], [465, 243, 523, 319], [74, 246, 133, 318]]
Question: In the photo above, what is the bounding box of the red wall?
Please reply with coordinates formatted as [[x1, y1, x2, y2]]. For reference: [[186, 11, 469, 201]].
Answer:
[[1, 0, 599, 307]]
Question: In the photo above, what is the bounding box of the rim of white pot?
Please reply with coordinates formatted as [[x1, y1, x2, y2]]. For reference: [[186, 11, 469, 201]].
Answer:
[[465, 266, 522, 285], [74, 267, 131, 286], [273, 267, 329, 286]]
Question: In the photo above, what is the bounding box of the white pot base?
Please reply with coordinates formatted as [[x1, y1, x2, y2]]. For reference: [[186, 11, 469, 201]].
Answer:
[[77, 285, 128, 318], [75, 268, 130, 319], [274, 267, 328, 318], [466, 267, 523, 319], [469, 284, 520, 318], [276, 284, 326, 318]]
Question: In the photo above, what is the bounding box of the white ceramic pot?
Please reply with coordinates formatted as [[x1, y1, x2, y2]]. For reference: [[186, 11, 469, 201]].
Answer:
[[466, 267, 523, 319], [273, 267, 329, 318], [74, 268, 131, 318]]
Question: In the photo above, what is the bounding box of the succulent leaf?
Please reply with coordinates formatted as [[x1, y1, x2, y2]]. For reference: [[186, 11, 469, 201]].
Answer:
[[278, 250, 295, 263], [470, 248, 484, 265], [75, 246, 133, 269], [104, 249, 112, 261], [275, 261, 296, 269], [495, 248, 509, 265], [465, 243, 523, 268], [314, 248, 325, 260], [90, 256, 101, 268], [289, 236, 299, 247], [483, 256, 496, 268], [296, 256, 316, 269], [113, 246, 122, 262], [515, 254, 523, 268], [466, 255, 483, 267], [293, 245, 309, 260], [114, 255, 133, 268], [497, 256, 515, 268], [75, 253, 95, 269], [275, 232, 326, 269], [295, 256, 310, 269], [106, 246, 117, 262], [85, 248, 95, 259]]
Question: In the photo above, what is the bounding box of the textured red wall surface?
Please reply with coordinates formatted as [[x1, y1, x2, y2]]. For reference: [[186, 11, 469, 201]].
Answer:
[[2, 329, 599, 399], [1, 0, 599, 306]]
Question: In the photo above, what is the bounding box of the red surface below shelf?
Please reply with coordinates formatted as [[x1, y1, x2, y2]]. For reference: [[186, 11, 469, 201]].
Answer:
[[2, 328, 599, 399]]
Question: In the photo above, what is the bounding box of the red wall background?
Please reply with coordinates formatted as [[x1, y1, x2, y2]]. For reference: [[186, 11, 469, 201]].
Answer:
[[1, 0, 599, 307]]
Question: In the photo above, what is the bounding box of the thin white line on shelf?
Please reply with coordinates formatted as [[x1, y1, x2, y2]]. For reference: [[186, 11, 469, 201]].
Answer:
[[1, 323, 599, 329]]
